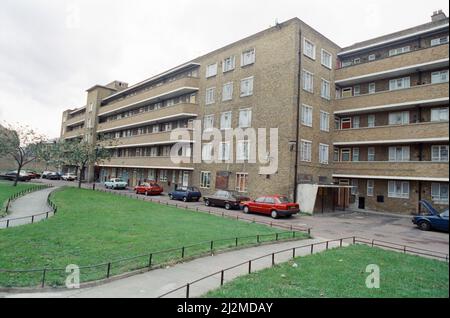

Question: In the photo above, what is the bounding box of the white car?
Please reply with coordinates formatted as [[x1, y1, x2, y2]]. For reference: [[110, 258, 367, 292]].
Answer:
[[104, 178, 128, 190], [61, 173, 77, 181]]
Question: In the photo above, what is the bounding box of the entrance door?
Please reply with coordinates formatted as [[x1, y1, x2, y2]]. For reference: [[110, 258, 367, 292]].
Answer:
[[358, 197, 365, 209], [182, 171, 189, 187], [338, 180, 350, 209]]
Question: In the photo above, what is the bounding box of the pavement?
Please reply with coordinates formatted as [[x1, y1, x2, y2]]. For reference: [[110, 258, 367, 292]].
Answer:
[[0, 186, 58, 229]]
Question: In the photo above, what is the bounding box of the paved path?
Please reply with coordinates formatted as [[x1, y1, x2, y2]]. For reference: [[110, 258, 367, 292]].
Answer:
[[1, 237, 345, 298], [0, 187, 57, 229]]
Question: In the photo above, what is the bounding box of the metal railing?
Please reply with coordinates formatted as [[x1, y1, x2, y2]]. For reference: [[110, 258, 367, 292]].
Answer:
[[158, 236, 449, 298], [2, 184, 52, 214], [0, 230, 305, 288]]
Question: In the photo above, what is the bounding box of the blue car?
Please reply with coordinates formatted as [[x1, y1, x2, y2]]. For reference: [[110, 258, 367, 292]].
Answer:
[[168, 186, 202, 202], [412, 200, 449, 232]]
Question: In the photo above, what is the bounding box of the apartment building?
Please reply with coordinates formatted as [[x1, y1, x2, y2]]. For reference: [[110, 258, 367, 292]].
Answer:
[[60, 11, 449, 215]]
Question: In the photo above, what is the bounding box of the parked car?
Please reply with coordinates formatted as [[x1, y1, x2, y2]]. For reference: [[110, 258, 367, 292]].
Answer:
[[46, 172, 62, 180], [203, 190, 250, 210], [104, 178, 128, 190], [412, 200, 449, 232], [25, 171, 41, 179], [41, 171, 55, 179], [0, 171, 32, 182], [61, 173, 77, 181], [241, 195, 299, 219], [168, 186, 202, 202], [134, 182, 163, 195]]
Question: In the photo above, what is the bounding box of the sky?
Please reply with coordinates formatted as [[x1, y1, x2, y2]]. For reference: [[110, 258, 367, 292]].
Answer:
[[0, 0, 448, 139]]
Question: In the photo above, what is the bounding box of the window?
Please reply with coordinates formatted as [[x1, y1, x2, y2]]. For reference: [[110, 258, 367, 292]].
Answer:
[[353, 85, 360, 96], [352, 116, 360, 128], [319, 144, 329, 164], [431, 145, 449, 162], [202, 143, 213, 161], [342, 87, 352, 98], [206, 63, 218, 78], [237, 140, 250, 161], [431, 183, 449, 203], [241, 49, 255, 67], [368, 82, 376, 94], [205, 87, 216, 105], [218, 142, 231, 161], [431, 36, 449, 46], [302, 70, 314, 92], [352, 148, 360, 162], [303, 38, 316, 59], [368, 147, 375, 161], [431, 108, 449, 122], [240, 77, 254, 97], [300, 140, 312, 162], [222, 82, 233, 101], [367, 180, 374, 197], [333, 148, 339, 161], [235, 173, 248, 192], [368, 114, 376, 127], [321, 49, 332, 69], [389, 77, 410, 90], [340, 117, 351, 129], [89, 102, 94, 112], [341, 149, 351, 162], [389, 146, 410, 161], [203, 114, 214, 131], [431, 70, 449, 84], [200, 171, 211, 189], [320, 111, 330, 132], [368, 54, 376, 61], [223, 56, 235, 72], [238, 109, 252, 128], [353, 58, 361, 64], [341, 60, 352, 67], [388, 181, 410, 199], [389, 111, 409, 125], [321, 79, 331, 100], [220, 111, 232, 130], [389, 46, 410, 56], [159, 170, 168, 182], [301, 105, 313, 127], [150, 147, 158, 157]]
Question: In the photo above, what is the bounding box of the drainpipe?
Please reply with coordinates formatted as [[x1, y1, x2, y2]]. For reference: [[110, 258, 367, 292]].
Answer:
[[293, 28, 302, 203]]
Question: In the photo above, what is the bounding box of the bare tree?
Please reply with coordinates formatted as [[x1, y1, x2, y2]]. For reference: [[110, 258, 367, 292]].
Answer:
[[0, 123, 47, 186]]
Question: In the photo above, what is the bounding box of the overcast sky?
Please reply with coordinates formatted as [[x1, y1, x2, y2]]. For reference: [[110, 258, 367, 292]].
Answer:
[[0, 0, 448, 138]]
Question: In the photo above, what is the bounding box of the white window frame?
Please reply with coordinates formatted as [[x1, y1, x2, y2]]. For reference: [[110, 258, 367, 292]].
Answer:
[[368, 114, 376, 128], [319, 144, 329, 164], [368, 147, 375, 161], [302, 70, 314, 93], [238, 108, 252, 128], [236, 140, 250, 161], [431, 107, 449, 122], [389, 46, 410, 56], [300, 139, 312, 162], [431, 145, 449, 162], [203, 114, 215, 131], [320, 111, 330, 132], [368, 82, 376, 94], [388, 181, 410, 199], [342, 87, 352, 98], [352, 116, 360, 129], [353, 85, 361, 96], [431, 183, 449, 203], [389, 146, 410, 162], [241, 49, 256, 67], [321, 79, 331, 100], [240, 76, 254, 97], [301, 104, 313, 127], [368, 54, 376, 61], [431, 36, 449, 46], [389, 77, 410, 91], [220, 111, 232, 130], [352, 147, 360, 162], [367, 180, 374, 197], [321, 49, 332, 69], [218, 142, 231, 161], [200, 171, 211, 189], [223, 56, 236, 72], [205, 87, 216, 105], [303, 38, 316, 60], [202, 143, 213, 161], [235, 173, 248, 193], [389, 111, 410, 125], [206, 63, 218, 78], [222, 82, 234, 101], [431, 70, 449, 84]]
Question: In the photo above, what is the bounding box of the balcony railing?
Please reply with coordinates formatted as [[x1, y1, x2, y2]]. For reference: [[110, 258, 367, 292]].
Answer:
[[99, 156, 193, 169], [64, 114, 85, 127], [332, 161, 449, 180], [62, 128, 85, 140], [100, 130, 193, 148]]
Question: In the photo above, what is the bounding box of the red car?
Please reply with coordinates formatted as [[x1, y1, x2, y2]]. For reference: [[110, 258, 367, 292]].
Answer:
[[134, 182, 163, 196], [241, 195, 299, 219]]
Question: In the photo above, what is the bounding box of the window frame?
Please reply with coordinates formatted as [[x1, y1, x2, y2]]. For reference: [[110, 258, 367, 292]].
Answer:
[[303, 38, 316, 60], [321, 49, 333, 69]]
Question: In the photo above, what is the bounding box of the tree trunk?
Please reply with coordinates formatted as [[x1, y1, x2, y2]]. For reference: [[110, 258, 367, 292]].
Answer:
[[13, 165, 22, 187], [78, 165, 84, 189]]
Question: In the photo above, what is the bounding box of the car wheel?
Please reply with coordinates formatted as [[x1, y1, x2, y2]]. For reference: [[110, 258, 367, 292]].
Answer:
[[418, 221, 431, 231], [243, 206, 250, 214], [169, 194, 173, 200], [136, 190, 139, 194], [271, 210, 278, 219], [205, 200, 210, 206], [183, 197, 188, 202], [225, 203, 231, 210]]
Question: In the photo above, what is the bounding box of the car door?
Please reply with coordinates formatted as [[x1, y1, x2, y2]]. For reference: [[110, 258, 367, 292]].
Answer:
[[252, 197, 266, 213], [263, 197, 276, 215], [436, 210, 449, 231]]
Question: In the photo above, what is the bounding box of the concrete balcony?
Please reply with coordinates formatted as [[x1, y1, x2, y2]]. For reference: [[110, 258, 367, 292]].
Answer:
[[62, 129, 84, 140], [334, 82, 449, 115], [333, 121, 449, 145], [332, 161, 449, 181], [99, 156, 193, 170], [100, 130, 193, 148], [98, 76, 200, 116], [97, 103, 198, 133], [64, 114, 86, 127], [336, 44, 449, 85]]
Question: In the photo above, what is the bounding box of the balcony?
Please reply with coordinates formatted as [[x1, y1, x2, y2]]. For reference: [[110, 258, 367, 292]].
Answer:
[[97, 103, 198, 133], [62, 129, 85, 140], [334, 82, 449, 114], [64, 114, 85, 127], [100, 130, 193, 148], [333, 161, 449, 180], [98, 76, 200, 116], [333, 121, 449, 145], [336, 44, 449, 85], [99, 156, 193, 170]]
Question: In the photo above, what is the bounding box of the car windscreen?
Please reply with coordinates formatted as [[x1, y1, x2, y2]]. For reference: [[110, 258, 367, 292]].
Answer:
[[441, 209, 449, 218], [114, 179, 124, 182], [150, 183, 160, 187]]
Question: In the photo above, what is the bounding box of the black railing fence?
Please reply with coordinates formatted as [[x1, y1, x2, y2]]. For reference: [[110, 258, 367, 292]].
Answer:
[[158, 236, 449, 298], [0, 231, 304, 288], [2, 184, 51, 213]]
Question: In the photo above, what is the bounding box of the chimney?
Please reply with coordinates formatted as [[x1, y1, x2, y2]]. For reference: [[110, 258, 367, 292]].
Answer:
[[431, 9, 447, 22]]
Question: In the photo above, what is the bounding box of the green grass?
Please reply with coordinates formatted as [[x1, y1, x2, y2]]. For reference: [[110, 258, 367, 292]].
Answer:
[[0, 187, 307, 287], [0, 181, 41, 215], [205, 244, 449, 298]]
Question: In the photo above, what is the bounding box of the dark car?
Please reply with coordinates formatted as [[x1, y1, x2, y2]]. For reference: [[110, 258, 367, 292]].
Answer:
[[46, 172, 62, 180], [412, 200, 449, 232], [203, 190, 250, 210], [168, 186, 202, 202], [0, 171, 32, 182]]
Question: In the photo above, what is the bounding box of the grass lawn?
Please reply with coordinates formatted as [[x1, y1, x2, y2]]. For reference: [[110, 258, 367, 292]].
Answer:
[[205, 244, 449, 298], [0, 187, 307, 287], [0, 181, 41, 215]]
